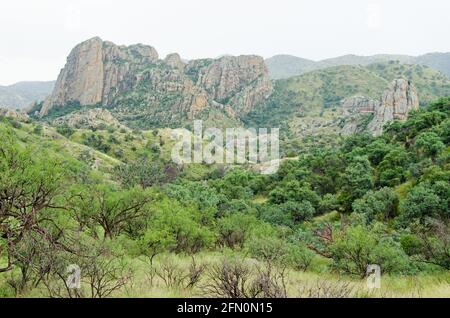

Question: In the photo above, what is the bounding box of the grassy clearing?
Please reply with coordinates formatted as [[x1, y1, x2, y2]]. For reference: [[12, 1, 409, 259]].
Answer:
[[3, 253, 449, 298]]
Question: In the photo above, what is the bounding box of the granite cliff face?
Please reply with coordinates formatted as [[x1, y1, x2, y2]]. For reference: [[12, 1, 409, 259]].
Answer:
[[42, 37, 158, 114], [42, 37, 272, 128], [341, 79, 419, 135], [367, 79, 419, 135], [342, 96, 379, 115]]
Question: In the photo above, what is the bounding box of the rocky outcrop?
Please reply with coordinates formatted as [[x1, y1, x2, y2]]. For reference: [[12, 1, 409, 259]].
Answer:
[[42, 37, 272, 128], [165, 53, 185, 71], [193, 55, 272, 114], [368, 79, 419, 135], [53, 108, 125, 130], [341, 79, 419, 136], [41, 37, 159, 114], [342, 96, 378, 115], [0, 108, 30, 121]]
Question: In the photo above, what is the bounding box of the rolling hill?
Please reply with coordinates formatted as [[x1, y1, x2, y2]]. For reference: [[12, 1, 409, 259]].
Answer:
[[266, 52, 450, 79], [0, 81, 55, 110]]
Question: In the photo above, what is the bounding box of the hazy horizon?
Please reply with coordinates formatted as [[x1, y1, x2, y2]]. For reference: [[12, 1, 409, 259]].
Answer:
[[2, 0, 450, 85]]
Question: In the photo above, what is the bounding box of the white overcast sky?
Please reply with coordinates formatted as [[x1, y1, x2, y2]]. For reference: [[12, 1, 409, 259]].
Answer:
[[1, 0, 449, 85]]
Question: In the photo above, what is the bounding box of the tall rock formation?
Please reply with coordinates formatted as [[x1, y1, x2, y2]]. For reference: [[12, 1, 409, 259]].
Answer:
[[42, 37, 272, 128], [41, 37, 159, 114], [368, 79, 419, 135], [341, 79, 419, 136]]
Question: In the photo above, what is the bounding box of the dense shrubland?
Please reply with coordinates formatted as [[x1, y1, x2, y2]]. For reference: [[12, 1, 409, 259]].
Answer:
[[0, 97, 449, 297]]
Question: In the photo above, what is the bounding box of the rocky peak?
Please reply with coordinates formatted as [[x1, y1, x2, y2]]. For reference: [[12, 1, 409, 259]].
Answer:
[[193, 55, 272, 114], [41, 38, 272, 127], [380, 79, 419, 120], [41, 37, 159, 115], [165, 53, 185, 71]]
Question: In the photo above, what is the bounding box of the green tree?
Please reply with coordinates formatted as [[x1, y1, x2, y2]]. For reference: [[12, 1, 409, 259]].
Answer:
[[217, 213, 260, 248], [330, 225, 410, 277], [415, 132, 445, 159], [74, 184, 152, 238], [352, 187, 399, 222], [339, 156, 374, 211], [0, 126, 67, 274], [398, 183, 442, 224], [279, 200, 315, 223], [378, 147, 410, 187], [269, 180, 320, 209], [147, 199, 215, 253]]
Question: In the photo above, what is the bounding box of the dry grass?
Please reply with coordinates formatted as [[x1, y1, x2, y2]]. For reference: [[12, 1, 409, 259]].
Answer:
[[3, 252, 450, 298]]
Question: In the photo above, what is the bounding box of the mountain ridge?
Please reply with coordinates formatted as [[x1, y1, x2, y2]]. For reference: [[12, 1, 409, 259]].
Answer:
[[266, 52, 450, 79], [0, 80, 55, 110]]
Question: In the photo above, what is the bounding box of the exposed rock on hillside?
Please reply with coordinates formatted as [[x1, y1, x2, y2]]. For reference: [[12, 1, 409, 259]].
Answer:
[[41, 37, 159, 114], [165, 53, 185, 71], [0, 108, 30, 121], [53, 108, 125, 130], [368, 79, 419, 135], [42, 37, 272, 128], [342, 96, 378, 115], [341, 79, 419, 136]]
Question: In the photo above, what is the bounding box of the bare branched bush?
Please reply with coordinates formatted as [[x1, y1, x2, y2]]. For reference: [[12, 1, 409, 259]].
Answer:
[[203, 257, 257, 298], [7, 232, 62, 296], [185, 256, 207, 289], [250, 265, 288, 298], [43, 243, 132, 298], [84, 256, 132, 298], [153, 255, 206, 289], [154, 256, 186, 288]]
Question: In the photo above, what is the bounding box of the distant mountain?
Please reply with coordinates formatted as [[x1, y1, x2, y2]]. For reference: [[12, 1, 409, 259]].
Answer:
[[0, 81, 55, 110], [264, 55, 316, 80], [414, 53, 450, 77], [266, 53, 450, 79]]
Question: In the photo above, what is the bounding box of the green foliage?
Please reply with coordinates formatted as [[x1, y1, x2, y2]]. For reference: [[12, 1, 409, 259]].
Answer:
[[146, 199, 215, 254], [269, 180, 320, 209], [339, 156, 374, 210], [415, 132, 445, 158], [1, 93, 450, 297], [56, 124, 75, 137], [398, 182, 448, 223], [217, 213, 261, 248], [378, 147, 410, 186], [211, 169, 265, 200], [280, 200, 315, 223], [353, 187, 399, 222], [165, 180, 224, 216], [33, 124, 43, 135], [0, 125, 68, 276], [330, 225, 411, 277], [115, 158, 176, 189], [83, 133, 111, 153], [41, 100, 94, 120], [71, 184, 153, 238]]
